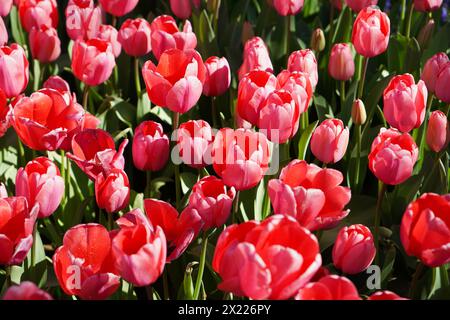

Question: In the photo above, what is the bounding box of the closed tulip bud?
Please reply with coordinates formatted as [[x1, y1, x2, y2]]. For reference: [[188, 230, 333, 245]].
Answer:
[[203, 56, 231, 97], [29, 26, 61, 63], [332, 224, 376, 274], [288, 49, 318, 90], [273, 0, 304, 16], [310, 28, 325, 53], [414, 0, 443, 12], [421, 53, 449, 94], [3, 282, 53, 300], [169, 0, 200, 20], [311, 118, 349, 164], [19, 0, 58, 33], [0, 17, 7, 46], [435, 62, 450, 103], [95, 169, 130, 213], [426, 110, 450, 152], [0, 44, 29, 98], [0, 0, 12, 17], [132, 121, 170, 171], [351, 7, 390, 58], [351, 99, 367, 125], [97, 24, 122, 58], [417, 19, 435, 50], [238, 37, 273, 80], [346, 0, 378, 12], [16, 157, 64, 218], [118, 18, 152, 57], [98, 0, 139, 17], [241, 21, 255, 45], [328, 43, 355, 81], [296, 275, 361, 300]]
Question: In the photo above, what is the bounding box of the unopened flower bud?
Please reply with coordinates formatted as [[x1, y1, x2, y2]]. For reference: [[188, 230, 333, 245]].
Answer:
[[417, 19, 435, 50], [352, 99, 367, 125], [310, 28, 325, 53]]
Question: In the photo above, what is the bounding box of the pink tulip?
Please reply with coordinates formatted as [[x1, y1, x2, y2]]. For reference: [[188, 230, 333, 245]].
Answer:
[[176, 120, 214, 169], [65, 1, 102, 41], [132, 121, 169, 171], [170, 0, 200, 20], [311, 118, 349, 164], [414, 0, 443, 12], [369, 128, 418, 185], [288, 49, 318, 90], [150, 15, 197, 61], [71, 38, 116, 86], [98, 0, 139, 17], [29, 26, 61, 63], [203, 56, 231, 97], [0, 44, 29, 98], [332, 224, 376, 274], [328, 43, 355, 81], [426, 110, 450, 152], [95, 168, 130, 214], [421, 52, 449, 94], [273, 0, 304, 16], [96, 24, 122, 58], [2, 282, 53, 300], [118, 18, 152, 57], [435, 62, 450, 103], [346, 0, 378, 12], [43, 75, 72, 102], [16, 157, 64, 218], [0, 17, 7, 46], [0, 0, 12, 17], [277, 70, 313, 115], [296, 275, 361, 300], [238, 37, 273, 80], [19, 0, 58, 33], [383, 74, 427, 133]]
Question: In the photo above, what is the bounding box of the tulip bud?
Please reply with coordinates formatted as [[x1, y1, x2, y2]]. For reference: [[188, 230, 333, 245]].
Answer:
[[426, 110, 450, 152], [328, 43, 355, 81], [351, 99, 367, 125], [118, 18, 152, 57], [3, 282, 53, 300], [417, 19, 435, 50], [310, 28, 325, 53], [311, 118, 349, 164], [95, 169, 130, 213], [29, 25, 61, 63]]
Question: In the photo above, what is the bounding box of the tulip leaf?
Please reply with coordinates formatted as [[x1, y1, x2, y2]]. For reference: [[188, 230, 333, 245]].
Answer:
[[9, 7, 26, 47], [298, 120, 318, 161], [381, 245, 396, 288], [180, 172, 198, 195], [422, 22, 450, 65]]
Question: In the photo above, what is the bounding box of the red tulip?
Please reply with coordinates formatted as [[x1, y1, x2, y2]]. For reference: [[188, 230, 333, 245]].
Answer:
[[273, 0, 304, 16], [12, 88, 85, 151], [414, 0, 443, 12], [332, 224, 376, 274], [142, 48, 206, 114], [112, 209, 166, 286], [435, 61, 450, 103], [188, 176, 236, 230], [97, 25, 122, 58], [18, 0, 58, 32], [176, 120, 214, 169], [351, 7, 390, 58], [0, 89, 11, 138], [0, 17, 7, 46], [295, 275, 361, 300], [311, 118, 349, 164], [368, 291, 408, 300], [132, 121, 169, 171], [237, 70, 277, 125], [16, 157, 64, 218], [269, 160, 350, 231], [0, 0, 12, 17], [2, 282, 53, 300], [98, 0, 139, 17], [118, 18, 152, 57], [0, 44, 29, 98], [71, 38, 116, 87], [288, 50, 318, 91], [0, 196, 38, 265], [213, 215, 321, 300], [53, 223, 120, 300], [144, 199, 203, 262], [170, 0, 200, 19], [203, 56, 231, 97], [95, 168, 130, 214], [29, 25, 61, 63], [346, 0, 378, 12], [421, 52, 449, 94], [426, 110, 450, 152], [383, 74, 427, 133], [369, 128, 418, 185], [65, 1, 102, 41], [401, 193, 450, 267], [277, 70, 313, 115], [212, 128, 271, 191], [150, 15, 197, 61], [328, 43, 355, 81], [67, 129, 128, 181], [238, 37, 273, 80]]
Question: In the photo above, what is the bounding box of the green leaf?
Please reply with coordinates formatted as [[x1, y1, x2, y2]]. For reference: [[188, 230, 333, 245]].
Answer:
[[10, 6, 26, 46], [381, 245, 396, 288], [298, 120, 318, 160], [180, 172, 198, 195]]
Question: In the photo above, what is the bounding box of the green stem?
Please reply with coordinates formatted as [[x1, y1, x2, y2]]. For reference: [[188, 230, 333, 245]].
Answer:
[[354, 124, 362, 192], [441, 264, 450, 288], [193, 233, 208, 300], [82, 85, 90, 111], [163, 270, 170, 300], [211, 97, 218, 128], [400, 0, 407, 27], [134, 57, 141, 99], [284, 15, 291, 60], [108, 212, 113, 231], [30, 223, 37, 269], [33, 59, 40, 91], [17, 135, 25, 167], [5, 266, 12, 287], [405, 2, 414, 39], [340, 80, 346, 108], [409, 262, 425, 299], [145, 171, 152, 199], [173, 112, 181, 210], [418, 94, 434, 156], [357, 57, 369, 99], [261, 182, 271, 220], [232, 191, 240, 223], [374, 182, 387, 266]]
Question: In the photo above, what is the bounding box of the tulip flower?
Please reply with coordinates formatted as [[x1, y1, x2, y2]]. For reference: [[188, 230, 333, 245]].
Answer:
[[112, 209, 166, 286], [332, 224, 376, 274], [435, 62, 450, 103], [18, 0, 58, 32], [95, 169, 130, 214], [169, 0, 200, 20], [328, 43, 355, 81], [277, 70, 313, 115], [369, 128, 418, 185], [352, 99, 367, 125], [212, 128, 271, 191], [132, 121, 170, 171], [142, 49, 206, 114], [0, 0, 12, 17], [188, 176, 236, 230], [12, 88, 85, 151], [29, 25, 61, 63], [421, 53, 449, 94], [144, 199, 203, 262], [71, 38, 116, 87], [0, 44, 29, 98], [0, 89, 11, 138], [176, 120, 214, 169], [213, 215, 321, 300], [118, 18, 152, 57], [401, 193, 450, 267], [98, 0, 139, 17], [237, 70, 277, 125], [238, 37, 273, 80], [203, 56, 231, 97], [426, 110, 450, 152], [65, 1, 102, 41], [16, 157, 64, 218], [346, 0, 378, 12], [368, 291, 408, 300], [383, 74, 427, 133], [0, 196, 38, 266], [53, 223, 120, 300], [311, 119, 349, 164], [0, 17, 7, 46], [272, 0, 304, 16], [351, 7, 390, 58], [150, 15, 197, 61], [295, 275, 361, 300], [288, 49, 318, 90], [2, 281, 53, 300], [414, 0, 443, 12], [43, 75, 72, 102], [97, 25, 122, 58], [268, 160, 351, 231]]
